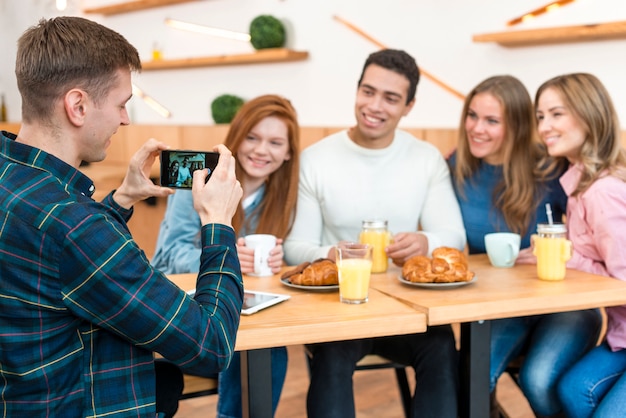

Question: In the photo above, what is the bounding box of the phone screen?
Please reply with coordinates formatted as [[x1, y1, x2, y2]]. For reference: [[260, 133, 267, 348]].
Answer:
[[160, 150, 219, 189]]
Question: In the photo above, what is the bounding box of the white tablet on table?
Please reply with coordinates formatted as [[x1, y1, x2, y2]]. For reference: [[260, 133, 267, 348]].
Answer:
[[187, 289, 290, 315]]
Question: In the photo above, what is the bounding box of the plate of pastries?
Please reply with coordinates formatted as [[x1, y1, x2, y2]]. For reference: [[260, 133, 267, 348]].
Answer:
[[399, 247, 476, 289], [280, 258, 339, 291]]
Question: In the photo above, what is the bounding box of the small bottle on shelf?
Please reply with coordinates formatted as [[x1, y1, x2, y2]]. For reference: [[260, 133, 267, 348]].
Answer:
[[151, 42, 162, 61], [1, 94, 7, 122]]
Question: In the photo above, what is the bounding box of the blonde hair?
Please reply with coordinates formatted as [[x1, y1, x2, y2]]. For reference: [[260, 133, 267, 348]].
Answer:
[[224, 95, 300, 238], [455, 75, 552, 235], [535, 73, 626, 196]]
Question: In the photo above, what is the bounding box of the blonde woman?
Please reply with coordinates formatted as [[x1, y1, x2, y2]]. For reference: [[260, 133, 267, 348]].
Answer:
[[531, 73, 626, 418], [449, 75, 601, 418]]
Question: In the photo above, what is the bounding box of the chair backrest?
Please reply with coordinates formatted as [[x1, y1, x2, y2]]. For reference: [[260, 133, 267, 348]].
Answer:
[[180, 374, 219, 400]]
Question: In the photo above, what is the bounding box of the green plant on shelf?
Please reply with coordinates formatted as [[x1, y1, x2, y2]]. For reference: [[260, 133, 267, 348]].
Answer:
[[211, 94, 245, 124], [249, 15, 286, 50]]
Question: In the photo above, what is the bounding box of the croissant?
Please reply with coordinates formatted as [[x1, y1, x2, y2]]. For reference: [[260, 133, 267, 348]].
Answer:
[[402, 247, 474, 283], [282, 258, 339, 286]]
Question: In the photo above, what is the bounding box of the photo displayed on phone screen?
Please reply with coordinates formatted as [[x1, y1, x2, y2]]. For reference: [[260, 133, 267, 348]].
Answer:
[[160, 150, 219, 189]]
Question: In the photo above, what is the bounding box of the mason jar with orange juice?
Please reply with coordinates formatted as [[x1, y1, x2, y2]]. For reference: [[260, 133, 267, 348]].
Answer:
[[359, 220, 391, 273], [533, 223, 572, 281]]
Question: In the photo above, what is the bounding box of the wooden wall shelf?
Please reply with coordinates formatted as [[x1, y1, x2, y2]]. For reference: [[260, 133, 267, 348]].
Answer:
[[141, 48, 309, 70], [473, 20, 626, 47], [83, 0, 198, 15]]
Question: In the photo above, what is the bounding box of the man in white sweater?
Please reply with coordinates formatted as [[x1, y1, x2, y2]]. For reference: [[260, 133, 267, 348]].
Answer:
[[284, 49, 466, 418]]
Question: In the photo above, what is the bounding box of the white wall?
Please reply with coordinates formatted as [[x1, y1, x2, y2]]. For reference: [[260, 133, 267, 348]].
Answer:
[[1, 0, 625, 128]]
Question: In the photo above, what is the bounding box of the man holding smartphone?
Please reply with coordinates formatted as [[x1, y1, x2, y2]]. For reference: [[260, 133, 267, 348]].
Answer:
[[161, 150, 220, 189], [0, 16, 243, 418]]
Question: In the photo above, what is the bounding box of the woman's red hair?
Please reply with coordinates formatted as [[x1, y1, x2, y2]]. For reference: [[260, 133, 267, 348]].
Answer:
[[224, 94, 300, 238]]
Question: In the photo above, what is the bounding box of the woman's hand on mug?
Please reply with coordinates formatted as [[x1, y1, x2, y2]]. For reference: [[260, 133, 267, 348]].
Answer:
[[268, 239, 284, 273], [236, 237, 255, 274], [515, 247, 537, 265]]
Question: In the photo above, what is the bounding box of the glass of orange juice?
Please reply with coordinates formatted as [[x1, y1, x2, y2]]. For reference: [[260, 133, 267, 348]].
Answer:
[[335, 242, 373, 304]]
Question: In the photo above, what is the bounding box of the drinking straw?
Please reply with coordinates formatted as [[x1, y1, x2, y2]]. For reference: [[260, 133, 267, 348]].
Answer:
[[545, 203, 554, 225]]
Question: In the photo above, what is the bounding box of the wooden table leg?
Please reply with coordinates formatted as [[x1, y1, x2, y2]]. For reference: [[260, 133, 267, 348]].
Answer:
[[459, 321, 491, 418], [240, 348, 273, 418]]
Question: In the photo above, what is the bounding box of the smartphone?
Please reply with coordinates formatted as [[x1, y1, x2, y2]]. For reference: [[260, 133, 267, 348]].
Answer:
[[160, 149, 219, 189]]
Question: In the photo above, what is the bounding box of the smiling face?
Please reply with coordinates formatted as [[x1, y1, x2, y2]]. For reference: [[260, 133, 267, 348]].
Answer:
[[237, 115, 291, 184], [464, 92, 506, 165], [351, 64, 415, 149], [536, 87, 587, 163]]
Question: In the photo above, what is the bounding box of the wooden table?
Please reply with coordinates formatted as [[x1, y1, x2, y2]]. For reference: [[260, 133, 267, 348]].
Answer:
[[168, 272, 427, 418], [370, 254, 626, 418]]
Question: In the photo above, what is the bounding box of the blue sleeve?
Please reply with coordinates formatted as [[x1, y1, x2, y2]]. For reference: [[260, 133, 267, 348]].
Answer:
[[151, 191, 202, 274], [101, 191, 133, 223]]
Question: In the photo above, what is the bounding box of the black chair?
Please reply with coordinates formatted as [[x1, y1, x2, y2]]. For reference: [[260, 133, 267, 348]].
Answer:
[[305, 351, 412, 418], [155, 359, 184, 418], [155, 359, 219, 418], [179, 373, 219, 400]]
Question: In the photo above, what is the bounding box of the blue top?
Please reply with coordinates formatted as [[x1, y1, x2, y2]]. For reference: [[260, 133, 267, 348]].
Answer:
[[152, 184, 265, 274], [448, 152, 567, 254], [0, 131, 243, 417], [151, 181, 280, 418]]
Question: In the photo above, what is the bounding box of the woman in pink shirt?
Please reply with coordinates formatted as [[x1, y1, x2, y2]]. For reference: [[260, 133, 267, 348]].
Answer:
[[533, 73, 626, 418]]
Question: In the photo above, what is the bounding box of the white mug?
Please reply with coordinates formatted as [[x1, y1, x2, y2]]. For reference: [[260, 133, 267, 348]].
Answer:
[[484, 232, 521, 268], [244, 234, 277, 277]]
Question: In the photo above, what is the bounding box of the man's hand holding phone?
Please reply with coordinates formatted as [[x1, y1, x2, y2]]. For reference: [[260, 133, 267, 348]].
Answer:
[[113, 139, 175, 209], [193, 144, 242, 228]]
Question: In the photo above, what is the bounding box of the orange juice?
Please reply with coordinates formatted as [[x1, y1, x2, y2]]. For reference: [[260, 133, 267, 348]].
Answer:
[[359, 220, 391, 273], [534, 236, 572, 281], [359, 230, 391, 273], [338, 258, 373, 303]]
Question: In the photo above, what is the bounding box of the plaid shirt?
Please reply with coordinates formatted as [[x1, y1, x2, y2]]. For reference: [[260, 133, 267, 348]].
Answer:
[[0, 131, 243, 417]]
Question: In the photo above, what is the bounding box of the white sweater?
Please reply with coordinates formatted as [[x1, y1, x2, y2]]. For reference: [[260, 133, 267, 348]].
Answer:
[[284, 129, 466, 265]]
